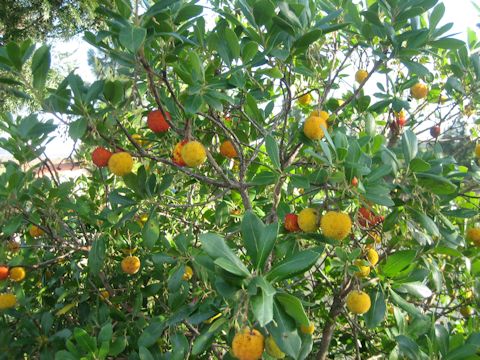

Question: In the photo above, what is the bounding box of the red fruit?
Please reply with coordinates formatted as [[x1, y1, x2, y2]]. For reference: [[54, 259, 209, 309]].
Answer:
[[430, 125, 441, 138], [351, 177, 358, 187], [92, 147, 112, 167], [358, 207, 378, 227], [0, 266, 9, 280], [397, 116, 407, 127], [147, 110, 171, 133], [284, 213, 300, 232], [172, 139, 188, 166]]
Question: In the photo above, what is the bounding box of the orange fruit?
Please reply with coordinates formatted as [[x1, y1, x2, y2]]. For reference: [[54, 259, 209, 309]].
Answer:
[[0, 266, 9, 280], [147, 110, 171, 133], [91, 147, 113, 167], [219, 140, 238, 158], [232, 328, 265, 360], [9, 267, 26, 282], [284, 213, 300, 232], [121, 256, 141, 274], [29, 225, 44, 238]]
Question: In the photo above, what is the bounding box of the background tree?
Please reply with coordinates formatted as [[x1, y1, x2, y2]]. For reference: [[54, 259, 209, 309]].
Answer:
[[0, 0, 480, 359]]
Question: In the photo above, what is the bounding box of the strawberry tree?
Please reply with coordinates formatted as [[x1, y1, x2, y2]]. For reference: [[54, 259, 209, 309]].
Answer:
[[0, 0, 480, 359]]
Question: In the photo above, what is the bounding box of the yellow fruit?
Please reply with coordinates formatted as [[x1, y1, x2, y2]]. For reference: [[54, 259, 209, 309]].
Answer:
[[9, 267, 26, 282], [181, 141, 207, 167], [99, 290, 110, 300], [265, 336, 285, 359], [410, 82, 428, 100], [320, 211, 352, 241], [300, 322, 315, 335], [121, 256, 141, 274], [309, 110, 329, 121], [366, 248, 379, 266], [0, 293, 16, 310], [297, 208, 319, 232], [303, 116, 327, 140], [108, 152, 134, 176], [232, 328, 264, 360], [220, 140, 238, 158], [465, 290, 473, 299], [182, 265, 193, 281], [368, 231, 381, 244], [136, 213, 148, 227], [475, 144, 480, 158], [354, 260, 370, 278], [467, 228, 480, 246], [464, 105, 475, 117], [29, 225, 44, 238], [460, 306, 474, 317], [131, 134, 149, 146], [355, 69, 368, 83], [298, 93, 313, 105], [346, 290, 371, 314]]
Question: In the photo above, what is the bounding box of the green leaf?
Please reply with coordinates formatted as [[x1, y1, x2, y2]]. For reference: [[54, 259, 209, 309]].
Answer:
[[416, 173, 456, 195], [199, 233, 250, 277], [31, 45, 51, 90], [395, 282, 433, 298], [138, 320, 166, 347], [429, 3, 445, 29], [142, 216, 159, 249], [389, 289, 423, 317], [253, 0, 275, 25], [410, 158, 431, 172], [98, 323, 113, 343], [250, 277, 276, 326], [224, 27, 240, 59], [187, 52, 204, 83], [267, 301, 302, 358], [381, 250, 416, 277], [402, 129, 418, 163], [409, 208, 440, 236], [241, 41, 258, 63], [266, 248, 322, 282], [430, 37, 465, 50], [276, 293, 309, 327], [364, 287, 386, 328], [265, 134, 281, 170], [88, 237, 106, 275], [241, 211, 277, 270], [396, 335, 421, 360], [119, 25, 146, 53], [74, 328, 97, 353], [69, 118, 88, 140], [251, 171, 279, 185], [184, 93, 203, 114], [139, 346, 155, 360]]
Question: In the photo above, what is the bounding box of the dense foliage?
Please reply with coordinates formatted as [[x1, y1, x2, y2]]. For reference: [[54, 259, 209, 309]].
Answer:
[[0, 0, 480, 359]]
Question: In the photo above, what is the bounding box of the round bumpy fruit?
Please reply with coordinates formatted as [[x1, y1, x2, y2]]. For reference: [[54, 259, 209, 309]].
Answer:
[[284, 213, 300, 232], [0, 293, 16, 310], [181, 141, 207, 167], [220, 140, 238, 158], [121, 256, 141, 274], [355, 69, 368, 83], [147, 110, 171, 133], [430, 125, 441, 138], [366, 248, 379, 266], [298, 93, 313, 106], [9, 267, 25, 282], [29, 225, 44, 238], [354, 260, 370, 278], [351, 177, 358, 187], [297, 208, 319, 232], [303, 116, 327, 140], [310, 110, 329, 121], [321, 211, 352, 240], [92, 147, 112, 167], [0, 266, 8, 280], [346, 290, 371, 314], [232, 328, 264, 360], [265, 336, 285, 359], [300, 322, 315, 335], [182, 265, 193, 281], [410, 82, 428, 100], [108, 152, 134, 176], [99, 290, 110, 300], [467, 228, 480, 246], [172, 139, 188, 166], [475, 144, 480, 158]]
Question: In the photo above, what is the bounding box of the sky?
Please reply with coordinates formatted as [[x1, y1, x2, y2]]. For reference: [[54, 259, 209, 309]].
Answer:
[[4, 0, 480, 160]]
